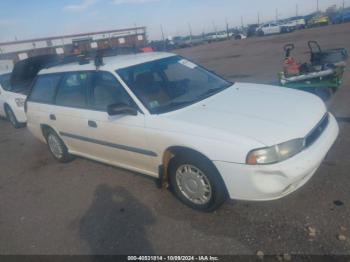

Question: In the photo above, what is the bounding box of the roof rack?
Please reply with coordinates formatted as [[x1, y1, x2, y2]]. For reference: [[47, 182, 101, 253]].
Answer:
[[43, 46, 142, 69], [10, 47, 145, 86]]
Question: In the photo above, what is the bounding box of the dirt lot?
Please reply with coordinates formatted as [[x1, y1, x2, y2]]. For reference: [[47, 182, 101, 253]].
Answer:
[[1, 23, 350, 256]]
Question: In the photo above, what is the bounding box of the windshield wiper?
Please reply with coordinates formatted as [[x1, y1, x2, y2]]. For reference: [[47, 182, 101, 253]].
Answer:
[[199, 86, 228, 100], [153, 100, 195, 114]]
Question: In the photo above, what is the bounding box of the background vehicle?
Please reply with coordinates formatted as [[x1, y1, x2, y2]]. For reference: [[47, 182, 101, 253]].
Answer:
[[233, 33, 247, 40], [257, 23, 281, 36], [332, 10, 350, 24], [247, 24, 259, 37], [307, 15, 330, 27], [206, 32, 231, 42], [279, 17, 306, 30], [0, 72, 27, 128]]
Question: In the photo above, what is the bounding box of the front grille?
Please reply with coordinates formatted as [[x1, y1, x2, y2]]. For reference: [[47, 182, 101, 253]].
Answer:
[[304, 113, 329, 148]]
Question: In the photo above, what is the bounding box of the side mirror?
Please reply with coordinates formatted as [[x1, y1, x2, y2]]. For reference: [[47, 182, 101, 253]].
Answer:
[[107, 103, 138, 116]]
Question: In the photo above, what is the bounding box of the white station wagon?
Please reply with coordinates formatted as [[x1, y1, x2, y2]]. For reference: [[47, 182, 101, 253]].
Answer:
[[25, 52, 339, 211]]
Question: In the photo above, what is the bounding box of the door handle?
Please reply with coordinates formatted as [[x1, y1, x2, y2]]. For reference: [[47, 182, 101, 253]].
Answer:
[[49, 114, 56, 120], [88, 120, 97, 128]]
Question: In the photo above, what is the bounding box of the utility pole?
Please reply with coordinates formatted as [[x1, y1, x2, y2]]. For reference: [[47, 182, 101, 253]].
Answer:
[[257, 12, 260, 25], [296, 4, 299, 16], [225, 18, 230, 39], [212, 21, 217, 37], [160, 24, 166, 51], [188, 22, 193, 42], [317, 0, 319, 12], [275, 8, 279, 22], [241, 16, 244, 30]]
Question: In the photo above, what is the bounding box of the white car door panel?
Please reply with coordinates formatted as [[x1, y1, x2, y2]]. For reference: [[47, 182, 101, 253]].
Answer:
[[84, 110, 157, 175]]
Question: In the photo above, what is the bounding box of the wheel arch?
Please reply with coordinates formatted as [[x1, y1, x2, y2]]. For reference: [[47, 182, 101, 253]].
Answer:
[[4, 102, 10, 112], [40, 124, 61, 142], [4, 102, 16, 121], [160, 146, 225, 189]]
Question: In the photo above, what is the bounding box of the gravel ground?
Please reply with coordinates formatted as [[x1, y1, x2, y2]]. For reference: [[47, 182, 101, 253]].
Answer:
[[0, 23, 350, 256]]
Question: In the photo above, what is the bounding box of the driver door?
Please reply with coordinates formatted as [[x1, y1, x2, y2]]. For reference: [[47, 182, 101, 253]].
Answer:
[[85, 71, 158, 176]]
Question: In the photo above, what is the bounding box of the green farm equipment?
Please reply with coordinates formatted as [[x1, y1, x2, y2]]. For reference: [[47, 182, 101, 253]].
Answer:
[[279, 41, 347, 101]]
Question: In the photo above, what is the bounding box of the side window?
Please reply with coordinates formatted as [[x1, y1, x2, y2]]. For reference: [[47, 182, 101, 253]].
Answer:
[[0, 74, 11, 91], [89, 71, 133, 111], [55, 72, 90, 108], [29, 74, 61, 103]]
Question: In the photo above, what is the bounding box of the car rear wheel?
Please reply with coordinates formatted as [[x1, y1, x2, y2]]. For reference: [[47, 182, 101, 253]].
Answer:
[[5, 105, 21, 129], [169, 154, 228, 212], [45, 129, 74, 163]]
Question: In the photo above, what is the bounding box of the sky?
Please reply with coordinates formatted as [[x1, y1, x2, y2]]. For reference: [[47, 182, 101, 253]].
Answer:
[[0, 0, 347, 42]]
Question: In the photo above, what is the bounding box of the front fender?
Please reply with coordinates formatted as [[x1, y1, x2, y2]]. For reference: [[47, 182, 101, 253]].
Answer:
[[147, 129, 264, 164]]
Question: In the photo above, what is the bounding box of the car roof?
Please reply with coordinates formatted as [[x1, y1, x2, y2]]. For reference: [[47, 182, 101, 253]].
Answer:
[[38, 52, 176, 75]]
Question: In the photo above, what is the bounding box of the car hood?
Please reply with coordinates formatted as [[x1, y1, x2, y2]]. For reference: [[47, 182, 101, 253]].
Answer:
[[159, 83, 327, 146]]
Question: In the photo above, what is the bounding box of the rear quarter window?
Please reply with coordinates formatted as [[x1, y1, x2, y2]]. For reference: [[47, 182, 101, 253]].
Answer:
[[29, 74, 61, 103], [0, 74, 11, 91]]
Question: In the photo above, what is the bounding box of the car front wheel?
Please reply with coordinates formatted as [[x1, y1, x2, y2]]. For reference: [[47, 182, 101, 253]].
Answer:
[[45, 129, 74, 163], [169, 154, 228, 212]]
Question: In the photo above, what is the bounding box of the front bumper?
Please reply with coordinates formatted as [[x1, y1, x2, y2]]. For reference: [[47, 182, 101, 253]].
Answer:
[[214, 113, 339, 201]]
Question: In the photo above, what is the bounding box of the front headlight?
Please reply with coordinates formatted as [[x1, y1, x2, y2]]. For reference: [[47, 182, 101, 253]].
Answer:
[[15, 98, 25, 108], [246, 138, 304, 165]]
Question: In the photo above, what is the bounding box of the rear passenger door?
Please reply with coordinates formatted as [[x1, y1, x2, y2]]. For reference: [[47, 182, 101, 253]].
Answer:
[[51, 71, 95, 154], [26, 74, 62, 137]]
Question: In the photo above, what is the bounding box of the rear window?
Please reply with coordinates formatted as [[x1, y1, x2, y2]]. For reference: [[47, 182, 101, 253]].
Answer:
[[55, 72, 90, 108], [30, 74, 61, 103]]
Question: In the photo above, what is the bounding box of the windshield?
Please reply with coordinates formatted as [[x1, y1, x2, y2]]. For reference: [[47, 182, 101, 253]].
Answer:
[[117, 56, 232, 114], [0, 73, 11, 91]]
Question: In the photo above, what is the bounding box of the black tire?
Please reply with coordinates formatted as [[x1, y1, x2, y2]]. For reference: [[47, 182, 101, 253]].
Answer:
[[44, 128, 74, 163], [5, 105, 22, 129], [258, 30, 264, 37], [169, 154, 228, 212]]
